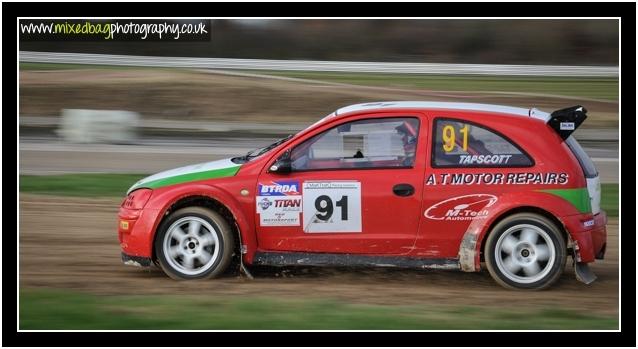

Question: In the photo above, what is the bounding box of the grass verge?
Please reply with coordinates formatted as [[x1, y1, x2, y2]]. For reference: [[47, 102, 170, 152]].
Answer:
[[600, 183, 618, 217], [19, 62, 179, 71], [19, 288, 617, 330], [19, 173, 146, 197], [241, 70, 619, 101], [19, 63, 618, 101], [18, 174, 620, 217]]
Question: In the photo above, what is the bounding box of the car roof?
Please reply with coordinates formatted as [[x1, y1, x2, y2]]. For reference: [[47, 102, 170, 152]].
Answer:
[[334, 101, 551, 123]]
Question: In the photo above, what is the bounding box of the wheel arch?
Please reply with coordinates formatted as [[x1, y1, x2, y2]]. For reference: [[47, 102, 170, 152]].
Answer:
[[148, 185, 256, 265], [458, 192, 574, 272], [152, 195, 239, 262]]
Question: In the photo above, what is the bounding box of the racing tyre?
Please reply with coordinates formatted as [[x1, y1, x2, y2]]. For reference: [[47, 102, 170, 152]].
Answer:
[[155, 207, 234, 280], [485, 213, 566, 290]]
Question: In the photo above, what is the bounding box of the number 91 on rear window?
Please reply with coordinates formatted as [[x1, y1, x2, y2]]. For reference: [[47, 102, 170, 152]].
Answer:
[[433, 119, 533, 168]]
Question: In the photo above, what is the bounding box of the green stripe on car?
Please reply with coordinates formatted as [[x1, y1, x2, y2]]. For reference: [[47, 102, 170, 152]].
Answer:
[[136, 166, 240, 190], [538, 188, 591, 213], [127, 158, 242, 194]]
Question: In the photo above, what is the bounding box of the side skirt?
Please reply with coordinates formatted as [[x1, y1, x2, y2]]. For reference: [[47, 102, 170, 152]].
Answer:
[[252, 251, 460, 270]]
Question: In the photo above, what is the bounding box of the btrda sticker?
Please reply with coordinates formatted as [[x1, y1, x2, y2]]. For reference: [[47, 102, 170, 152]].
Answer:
[[258, 180, 300, 196]]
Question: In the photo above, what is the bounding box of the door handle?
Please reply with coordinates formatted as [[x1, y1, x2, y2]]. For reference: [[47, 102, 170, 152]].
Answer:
[[393, 183, 415, 197]]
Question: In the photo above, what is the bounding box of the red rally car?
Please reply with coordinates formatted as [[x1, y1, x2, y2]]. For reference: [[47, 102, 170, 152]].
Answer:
[[118, 101, 607, 290]]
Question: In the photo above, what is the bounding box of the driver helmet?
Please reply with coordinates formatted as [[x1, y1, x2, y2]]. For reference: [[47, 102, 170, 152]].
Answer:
[[395, 121, 417, 156]]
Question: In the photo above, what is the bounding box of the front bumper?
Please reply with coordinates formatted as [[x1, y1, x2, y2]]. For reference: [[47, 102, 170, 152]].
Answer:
[[118, 206, 161, 260], [122, 252, 152, 267], [564, 211, 607, 263]]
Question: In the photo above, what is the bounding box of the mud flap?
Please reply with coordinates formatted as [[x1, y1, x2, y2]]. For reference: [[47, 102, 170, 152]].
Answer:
[[234, 221, 254, 280], [240, 262, 254, 280], [574, 262, 597, 285]]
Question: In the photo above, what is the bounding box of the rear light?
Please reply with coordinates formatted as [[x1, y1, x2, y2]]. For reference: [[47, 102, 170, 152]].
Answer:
[[122, 189, 152, 209]]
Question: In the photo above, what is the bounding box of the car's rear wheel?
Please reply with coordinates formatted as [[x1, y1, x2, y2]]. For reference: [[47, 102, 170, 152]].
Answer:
[[155, 207, 234, 280], [485, 213, 566, 290]]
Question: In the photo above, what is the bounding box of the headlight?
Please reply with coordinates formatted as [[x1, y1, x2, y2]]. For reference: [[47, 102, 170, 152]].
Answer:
[[122, 188, 152, 209]]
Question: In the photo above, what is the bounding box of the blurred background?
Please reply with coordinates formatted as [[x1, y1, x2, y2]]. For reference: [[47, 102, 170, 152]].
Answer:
[[21, 19, 619, 63], [19, 19, 619, 330]]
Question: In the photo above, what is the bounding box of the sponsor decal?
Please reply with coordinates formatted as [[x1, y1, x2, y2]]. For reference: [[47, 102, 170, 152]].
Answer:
[[425, 172, 569, 186], [257, 180, 302, 226], [258, 180, 301, 196], [257, 197, 302, 226], [259, 211, 301, 226], [458, 154, 512, 165], [273, 198, 302, 209], [258, 197, 272, 210], [302, 181, 362, 233], [560, 122, 575, 130], [424, 194, 498, 221]]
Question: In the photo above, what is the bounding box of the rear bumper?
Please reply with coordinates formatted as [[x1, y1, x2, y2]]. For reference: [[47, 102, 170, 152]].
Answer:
[[564, 211, 607, 263]]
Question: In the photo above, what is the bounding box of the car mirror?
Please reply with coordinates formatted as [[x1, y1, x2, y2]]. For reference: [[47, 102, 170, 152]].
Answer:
[[269, 157, 292, 174]]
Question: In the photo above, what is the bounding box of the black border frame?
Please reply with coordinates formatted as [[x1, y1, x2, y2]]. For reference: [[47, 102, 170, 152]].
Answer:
[[5, 1, 635, 347]]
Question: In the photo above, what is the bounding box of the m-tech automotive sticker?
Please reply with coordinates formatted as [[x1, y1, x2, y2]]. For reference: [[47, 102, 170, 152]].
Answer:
[[425, 172, 569, 186], [424, 194, 498, 221], [302, 181, 362, 233], [257, 180, 302, 226]]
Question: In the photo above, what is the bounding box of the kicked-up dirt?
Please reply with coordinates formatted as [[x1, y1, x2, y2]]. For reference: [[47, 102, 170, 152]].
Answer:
[[19, 194, 619, 317]]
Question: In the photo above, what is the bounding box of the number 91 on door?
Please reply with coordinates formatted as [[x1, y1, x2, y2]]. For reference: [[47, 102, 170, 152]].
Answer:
[[302, 181, 362, 233]]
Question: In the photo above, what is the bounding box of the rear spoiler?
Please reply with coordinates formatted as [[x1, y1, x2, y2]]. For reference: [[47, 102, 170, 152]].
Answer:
[[547, 105, 587, 140]]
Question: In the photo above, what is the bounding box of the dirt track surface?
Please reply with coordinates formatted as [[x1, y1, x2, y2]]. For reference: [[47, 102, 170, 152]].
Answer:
[[19, 194, 619, 316]]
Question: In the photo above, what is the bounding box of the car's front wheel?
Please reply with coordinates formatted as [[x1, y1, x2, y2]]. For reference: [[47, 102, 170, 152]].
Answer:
[[155, 207, 234, 280], [484, 213, 566, 290]]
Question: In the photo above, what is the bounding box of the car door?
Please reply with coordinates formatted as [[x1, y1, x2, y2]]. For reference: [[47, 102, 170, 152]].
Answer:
[[415, 114, 536, 258], [255, 113, 427, 255]]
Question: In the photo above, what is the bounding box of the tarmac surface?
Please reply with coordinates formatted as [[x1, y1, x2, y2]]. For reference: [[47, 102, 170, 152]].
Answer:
[[19, 133, 619, 183]]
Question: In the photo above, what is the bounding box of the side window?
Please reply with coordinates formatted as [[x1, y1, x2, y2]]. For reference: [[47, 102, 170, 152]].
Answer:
[[291, 117, 420, 171], [432, 118, 533, 167]]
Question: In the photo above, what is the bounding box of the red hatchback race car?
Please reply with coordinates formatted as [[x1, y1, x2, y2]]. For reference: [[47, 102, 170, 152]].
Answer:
[[118, 101, 607, 290]]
